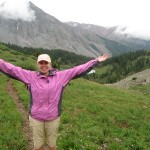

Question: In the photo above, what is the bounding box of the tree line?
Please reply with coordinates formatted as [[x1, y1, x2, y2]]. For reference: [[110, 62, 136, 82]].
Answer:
[[85, 50, 150, 83], [1, 42, 150, 83], [1, 42, 92, 69]]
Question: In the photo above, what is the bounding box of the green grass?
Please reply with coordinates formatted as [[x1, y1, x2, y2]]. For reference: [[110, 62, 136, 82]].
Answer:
[[95, 65, 112, 75], [12, 81, 30, 110], [0, 44, 150, 150], [130, 84, 150, 96], [0, 75, 29, 150], [57, 79, 150, 150], [12, 78, 150, 150], [0, 45, 37, 70]]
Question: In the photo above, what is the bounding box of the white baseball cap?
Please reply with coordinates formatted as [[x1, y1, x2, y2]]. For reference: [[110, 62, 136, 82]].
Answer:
[[37, 54, 51, 63]]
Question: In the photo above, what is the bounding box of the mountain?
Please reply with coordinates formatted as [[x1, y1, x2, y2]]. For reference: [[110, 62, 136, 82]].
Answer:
[[0, 2, 150, 57], [66, 22, 150, 55]]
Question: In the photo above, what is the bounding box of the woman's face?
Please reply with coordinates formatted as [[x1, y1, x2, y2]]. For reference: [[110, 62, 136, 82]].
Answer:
[[38, 60, 51, 76]]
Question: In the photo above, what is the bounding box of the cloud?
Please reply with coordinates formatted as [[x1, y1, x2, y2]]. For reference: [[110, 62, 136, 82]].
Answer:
[[0, 0, 150, 40], [30, 0, 150, 40], [0, 0, 36, 21], [115, 25, 150, 40]]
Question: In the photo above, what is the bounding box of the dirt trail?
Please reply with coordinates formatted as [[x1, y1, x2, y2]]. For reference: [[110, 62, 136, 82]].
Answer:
[[6, 79, 34, 150]]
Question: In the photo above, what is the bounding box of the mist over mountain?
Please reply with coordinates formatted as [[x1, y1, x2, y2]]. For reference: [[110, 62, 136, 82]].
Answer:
[[0, 2, 150, 57]]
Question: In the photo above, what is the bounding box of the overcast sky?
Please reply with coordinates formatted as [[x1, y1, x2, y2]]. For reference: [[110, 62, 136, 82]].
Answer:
[[0, 0, 150, 39]]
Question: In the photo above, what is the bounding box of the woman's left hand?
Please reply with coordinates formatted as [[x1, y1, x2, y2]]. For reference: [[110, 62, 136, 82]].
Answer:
[[97, 54, 109, 62]]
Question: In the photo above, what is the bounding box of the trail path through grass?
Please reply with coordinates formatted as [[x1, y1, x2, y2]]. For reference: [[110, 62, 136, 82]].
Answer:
[[6, 79, 34, 150]]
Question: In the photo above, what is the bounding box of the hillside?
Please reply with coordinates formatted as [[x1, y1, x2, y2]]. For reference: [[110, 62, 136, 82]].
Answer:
[[0, 42, 92, 69], [84, 50, 150, 84], [1, 43, 150, 85], [110, 69, 150, 88], [0, 42, 150, 149]]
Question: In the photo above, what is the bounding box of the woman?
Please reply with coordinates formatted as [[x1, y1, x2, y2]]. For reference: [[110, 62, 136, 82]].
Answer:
[[0, 53, 109, 150]]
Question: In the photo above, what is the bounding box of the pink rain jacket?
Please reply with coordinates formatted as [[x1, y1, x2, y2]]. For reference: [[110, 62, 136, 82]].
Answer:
[[0, 59, 99, 121]]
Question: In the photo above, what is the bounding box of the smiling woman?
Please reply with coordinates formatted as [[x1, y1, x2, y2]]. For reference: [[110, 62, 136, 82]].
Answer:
[[37, 54, 52, 77], [0, 53, 109, 150]]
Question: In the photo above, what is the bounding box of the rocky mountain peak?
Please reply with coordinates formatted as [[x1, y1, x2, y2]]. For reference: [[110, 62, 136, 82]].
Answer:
[[0, 2, 150, 57]]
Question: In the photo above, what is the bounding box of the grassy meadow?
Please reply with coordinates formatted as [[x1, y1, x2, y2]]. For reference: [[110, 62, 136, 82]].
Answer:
[[0, 74, 29, 150], [11, 77, 150, 150], [0, 45, 150, 149]]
